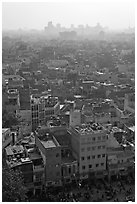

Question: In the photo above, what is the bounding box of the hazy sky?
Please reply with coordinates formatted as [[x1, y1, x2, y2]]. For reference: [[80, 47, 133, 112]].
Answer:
[[2, 0, 135, 30]]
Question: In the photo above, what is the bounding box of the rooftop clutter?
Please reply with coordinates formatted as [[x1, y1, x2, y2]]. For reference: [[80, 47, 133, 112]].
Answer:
[[75, 122, 104, 134]]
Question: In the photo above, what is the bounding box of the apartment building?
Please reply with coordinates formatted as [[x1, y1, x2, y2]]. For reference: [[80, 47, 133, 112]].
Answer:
[[31, 95, 60, 131], [70, 122, 107, 180], [106, 134, 134, 181], [28, 148, 45, 195], [35, 124, 78, 185], [35, 132, 62, 187]]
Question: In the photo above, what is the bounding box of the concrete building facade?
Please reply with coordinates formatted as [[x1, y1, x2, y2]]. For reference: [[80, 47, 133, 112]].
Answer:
[[70, 122, 107, 180], [31, 95, 60, 131], [35, 132, 62, 187]]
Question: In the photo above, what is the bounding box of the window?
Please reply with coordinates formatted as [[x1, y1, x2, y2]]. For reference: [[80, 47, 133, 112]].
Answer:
[[98, 136, 101, 140], [98, 155, 101, 158], [92, 137, 96, 141], [68, 166, 71, 174], [56, 153, 60, 157], [102, 146, 105, 149], [35, 173, 42, 182], [102, 136, 106, 140], [101, 163, 104, 166], [81, 157, 85, 161], [96, 164, 99, 167], [98, 146, 101, 149], [81, 148, 85, 152], [87, 156, 90, 160], [82, 165, 85, 170], [89, 164, 92, 169], [102, 154, 105, 158], [87, 147, 90, 151], [92, 146, 96, 150], [92, 155, 95, 159]]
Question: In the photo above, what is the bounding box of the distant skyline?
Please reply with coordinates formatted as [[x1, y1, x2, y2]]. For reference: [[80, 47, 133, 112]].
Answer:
[[2, 1, 135, 31]]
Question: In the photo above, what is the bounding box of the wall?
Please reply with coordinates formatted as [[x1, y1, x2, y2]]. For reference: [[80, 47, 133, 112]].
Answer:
[[69, 110, 81, 127]]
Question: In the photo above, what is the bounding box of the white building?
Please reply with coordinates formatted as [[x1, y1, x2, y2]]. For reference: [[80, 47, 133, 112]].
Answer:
[[70, 122, 107, 180]]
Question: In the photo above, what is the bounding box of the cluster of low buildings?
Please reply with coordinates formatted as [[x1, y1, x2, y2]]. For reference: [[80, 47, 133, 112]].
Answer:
[[3, 93, 135, 195], [2, 33, 135, 196]]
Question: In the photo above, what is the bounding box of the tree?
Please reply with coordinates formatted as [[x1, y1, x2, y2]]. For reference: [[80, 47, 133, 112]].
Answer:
[[2, 108, 18, 128], [2, 166, 28, 202]]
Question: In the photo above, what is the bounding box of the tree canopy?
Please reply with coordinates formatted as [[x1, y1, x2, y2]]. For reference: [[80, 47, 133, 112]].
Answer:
[[2, 108, 18, 128], [2, 165, 28, 202]]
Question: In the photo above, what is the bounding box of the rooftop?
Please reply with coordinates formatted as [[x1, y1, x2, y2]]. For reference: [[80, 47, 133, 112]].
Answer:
[[7, 157, 32, 168], [31, 95, 59, 107], [5, 145, 24, 156], [41, 140, 56, 148], [74, 122, 104, 134]]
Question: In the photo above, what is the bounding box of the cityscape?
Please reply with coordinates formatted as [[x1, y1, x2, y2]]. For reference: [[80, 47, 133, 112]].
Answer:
[[2, 1, 135, 202]]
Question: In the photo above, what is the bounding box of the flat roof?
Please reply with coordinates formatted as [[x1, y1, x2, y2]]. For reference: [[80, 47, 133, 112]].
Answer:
[[7, 157, 32, 168], [5, 145, 24, 156], [74, 123, 104, 134], [41, 140, 56, 148]]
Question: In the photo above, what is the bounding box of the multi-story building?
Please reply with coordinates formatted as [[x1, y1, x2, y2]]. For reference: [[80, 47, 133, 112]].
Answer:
[[28, 148, 45, 195], [50, 125, 78, 184], [34, 123, 78, 185], [31, 95, 60, 131], [70, 122, 107, 180], [35, 131, 62, 187], [61, 149, 78, 184], [106, 134, 135, 181]]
